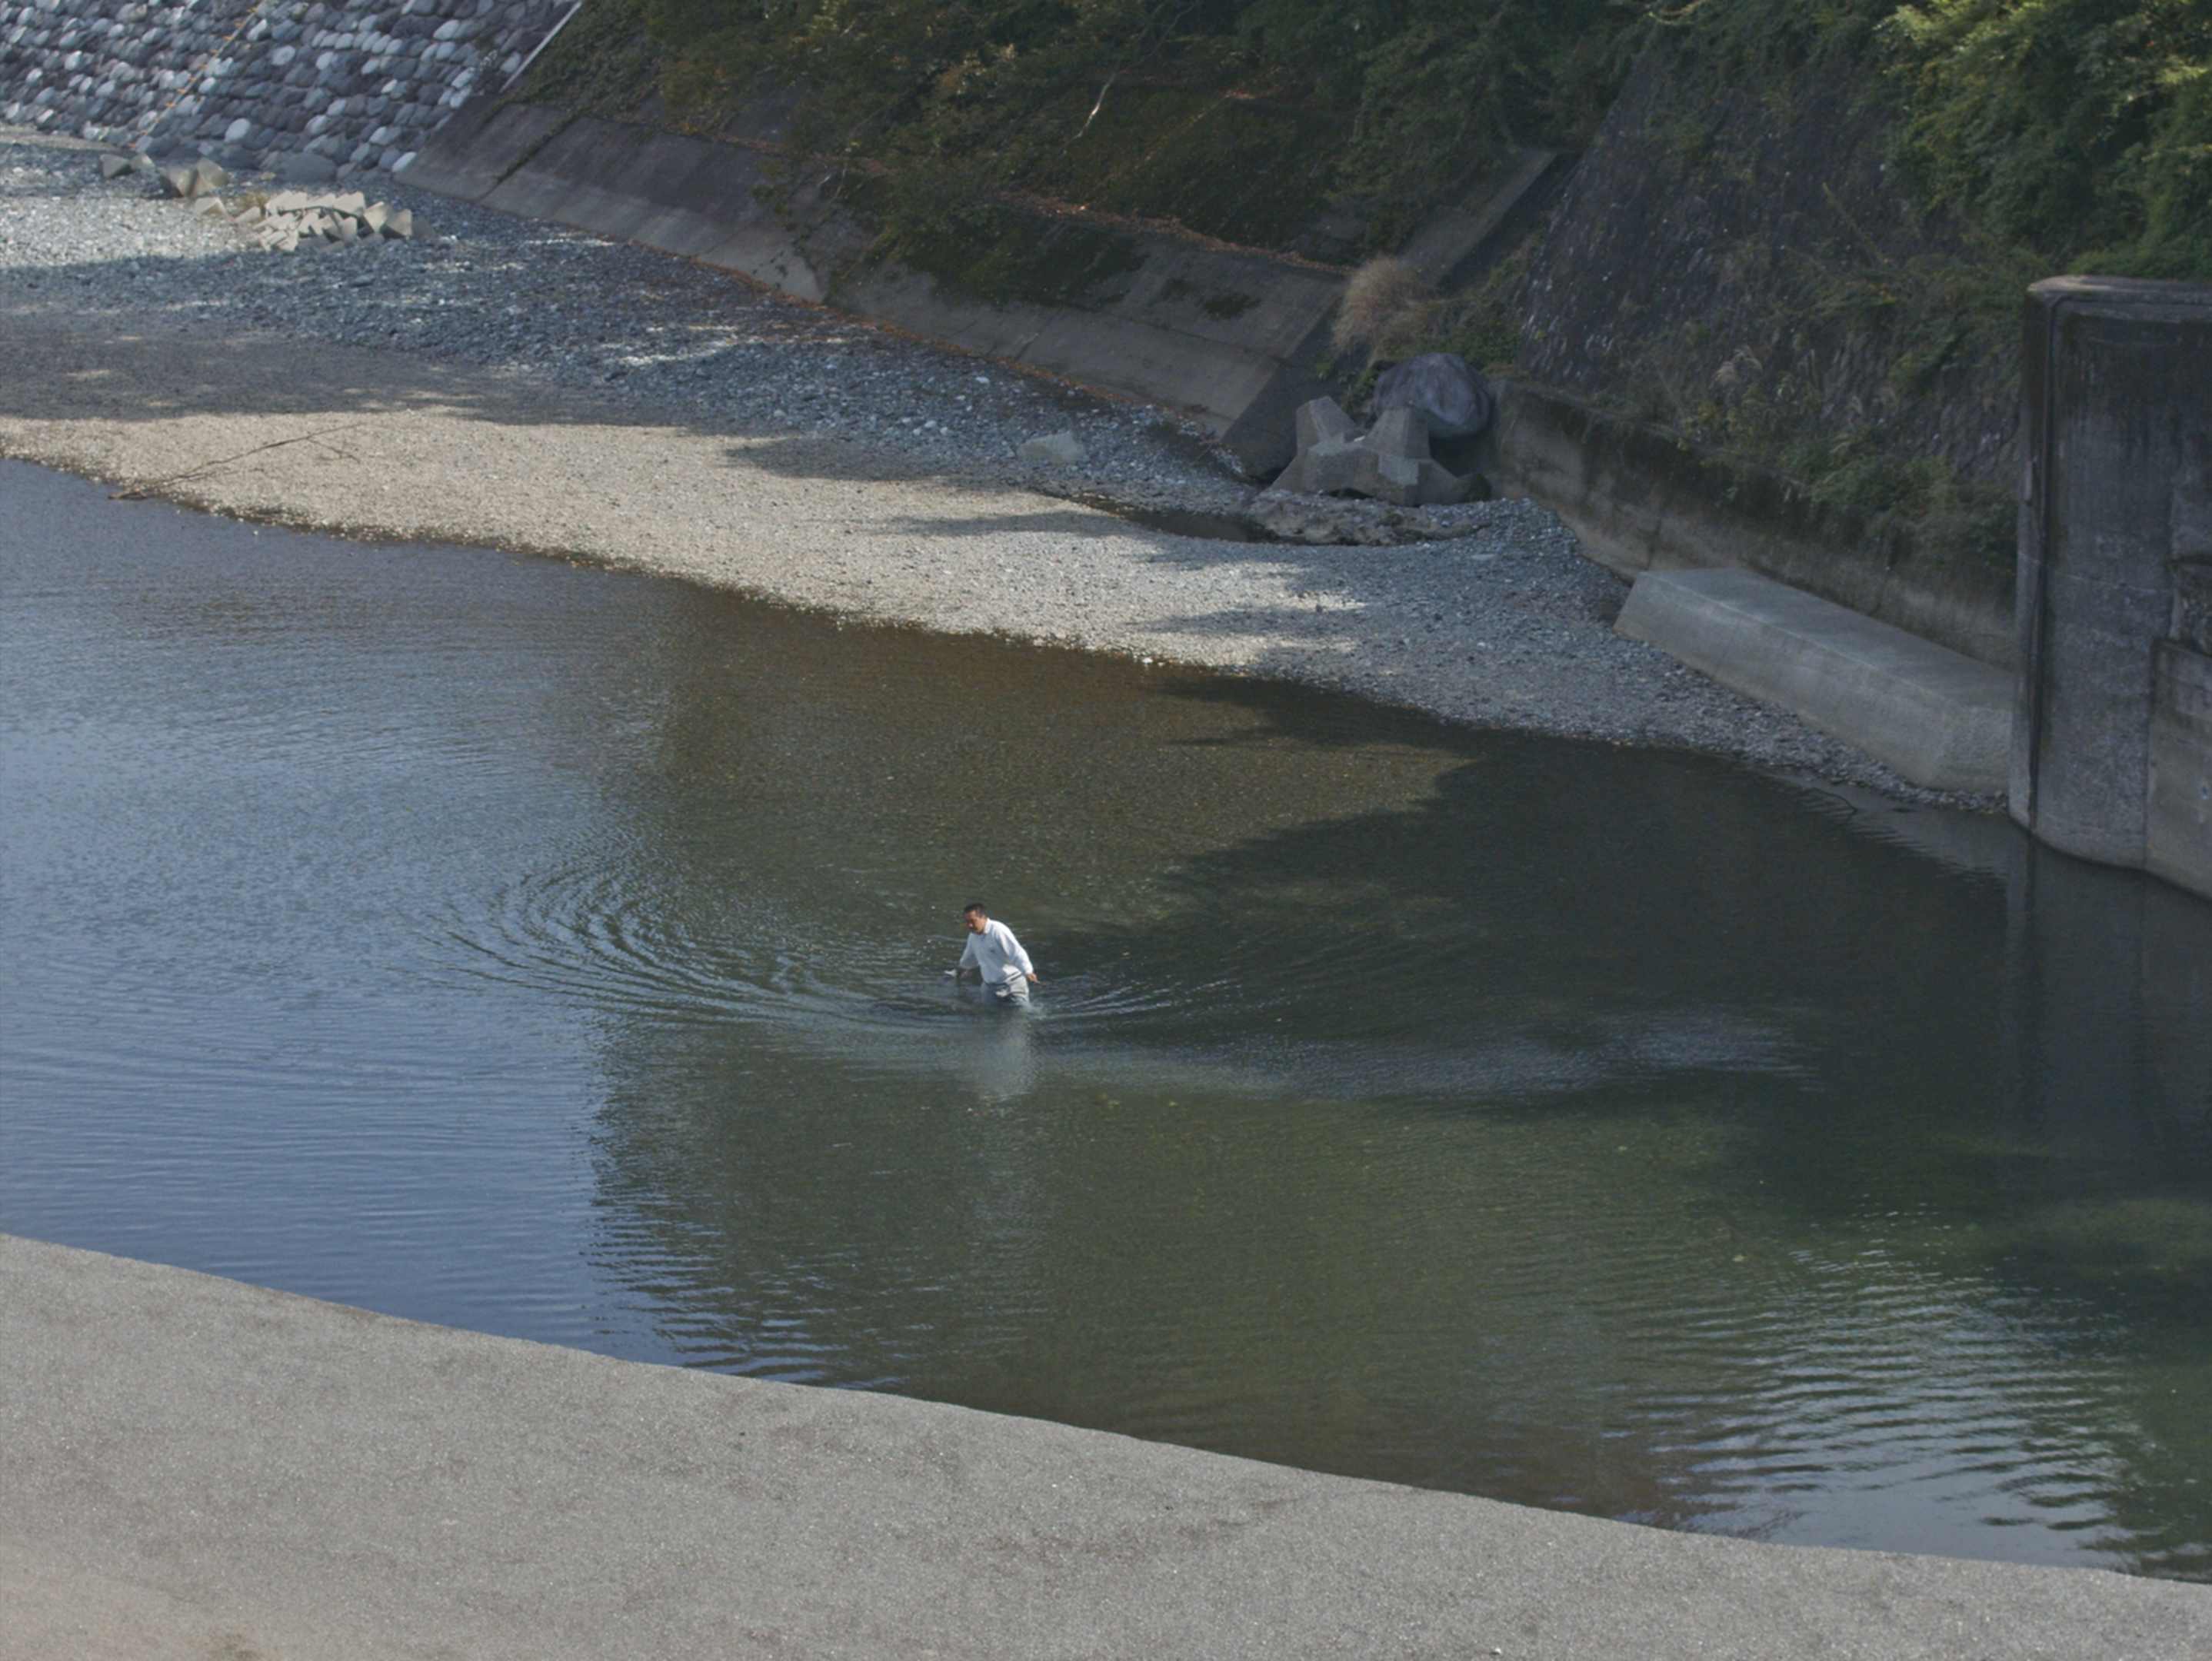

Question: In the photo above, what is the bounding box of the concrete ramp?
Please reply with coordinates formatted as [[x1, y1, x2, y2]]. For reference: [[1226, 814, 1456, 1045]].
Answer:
[[401, 100, 1568, 472], [401, 99, 1346, 470], [1616, 566, 2012, 792], [8, 1231, 2212, 1659]]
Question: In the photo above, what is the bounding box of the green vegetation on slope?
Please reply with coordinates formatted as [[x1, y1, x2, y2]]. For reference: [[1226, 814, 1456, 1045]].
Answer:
[[521, 2, 2206, 558], [520, 0, 667, 119], [632, 0, 1632, 257], [594, 1, 2211, 278], [1654, 0, 2212, 280]]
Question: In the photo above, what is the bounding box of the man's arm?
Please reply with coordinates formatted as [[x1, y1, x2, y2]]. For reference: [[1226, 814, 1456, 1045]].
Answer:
[[955, 936, 979, 980], [1006, 928, 1037, 982]]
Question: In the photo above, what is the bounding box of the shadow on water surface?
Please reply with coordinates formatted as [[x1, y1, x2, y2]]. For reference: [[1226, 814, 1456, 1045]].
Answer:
[[4, 461, 2212, 1575], [539, 584, 2212, 1569]]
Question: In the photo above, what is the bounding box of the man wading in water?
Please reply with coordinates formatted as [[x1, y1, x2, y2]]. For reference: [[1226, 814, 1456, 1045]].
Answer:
[[953, 903, 1038, 1007]]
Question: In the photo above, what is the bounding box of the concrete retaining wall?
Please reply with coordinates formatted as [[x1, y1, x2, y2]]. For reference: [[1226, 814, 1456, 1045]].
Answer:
[[2150, 641, 2212, 896], [2015, 275, 2212, 900], [399, 79, 2025, 692], [401, 95, 1360, 473], [0, 0, 571, 182], [1481, 378, 2017, 668], [401, 95, 1573, 474]]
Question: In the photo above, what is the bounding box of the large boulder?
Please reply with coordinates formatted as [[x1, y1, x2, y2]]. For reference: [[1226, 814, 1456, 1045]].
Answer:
[[1262, 397, 1469, 507], [1371, 352, 1493, 439]]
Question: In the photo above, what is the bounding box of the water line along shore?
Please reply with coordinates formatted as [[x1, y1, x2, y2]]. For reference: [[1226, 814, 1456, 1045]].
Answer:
[[11, 126, 2209, 1661], [0, 127, 1991, 807]]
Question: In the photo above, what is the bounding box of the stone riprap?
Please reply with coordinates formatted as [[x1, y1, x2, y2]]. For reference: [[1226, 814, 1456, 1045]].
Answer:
[[232, 185, 413, 248], [0, 0, 571, 183]]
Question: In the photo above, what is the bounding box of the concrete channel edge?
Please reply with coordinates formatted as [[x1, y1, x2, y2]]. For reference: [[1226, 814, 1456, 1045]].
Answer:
[[7, 1230, 2212, 1660], [397, 94, 2035, 806]]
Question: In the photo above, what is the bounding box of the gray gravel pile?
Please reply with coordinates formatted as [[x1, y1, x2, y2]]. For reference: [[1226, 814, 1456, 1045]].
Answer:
[[0, 128, 1994, 809], [0, 130, 1251, 513]]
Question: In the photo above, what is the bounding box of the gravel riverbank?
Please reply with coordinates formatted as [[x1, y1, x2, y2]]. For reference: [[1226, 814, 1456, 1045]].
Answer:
[[0, 125, 1994, 807]]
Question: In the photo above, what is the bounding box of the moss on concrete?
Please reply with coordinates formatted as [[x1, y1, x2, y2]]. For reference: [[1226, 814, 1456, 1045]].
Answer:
[[513, 0, 664, 119]]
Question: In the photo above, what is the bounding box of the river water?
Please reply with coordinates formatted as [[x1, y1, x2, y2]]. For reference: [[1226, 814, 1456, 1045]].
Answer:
[[5, 460, 2212, 1576]]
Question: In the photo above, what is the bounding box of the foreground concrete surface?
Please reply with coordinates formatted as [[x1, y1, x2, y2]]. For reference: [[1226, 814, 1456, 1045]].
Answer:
[[6, 1233, 2212, 1660]]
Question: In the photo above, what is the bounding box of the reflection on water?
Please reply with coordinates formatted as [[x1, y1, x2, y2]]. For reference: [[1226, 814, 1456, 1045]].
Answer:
[[4, 461, 2212, 1576]]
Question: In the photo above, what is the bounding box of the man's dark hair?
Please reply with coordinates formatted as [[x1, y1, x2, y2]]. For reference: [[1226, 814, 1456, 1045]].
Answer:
[[963, 901, 988, 916]]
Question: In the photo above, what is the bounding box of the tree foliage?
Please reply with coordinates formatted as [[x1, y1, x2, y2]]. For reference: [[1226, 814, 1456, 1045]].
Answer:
[[1645, 0, 2212, 276], [637, 0, 1634, 251], [1881, 0, 2212, 275], [595, 1, 2212, 272]]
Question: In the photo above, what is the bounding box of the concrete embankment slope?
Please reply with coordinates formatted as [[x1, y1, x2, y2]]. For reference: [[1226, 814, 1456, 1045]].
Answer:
[[7, 1233, 2211, 1660]]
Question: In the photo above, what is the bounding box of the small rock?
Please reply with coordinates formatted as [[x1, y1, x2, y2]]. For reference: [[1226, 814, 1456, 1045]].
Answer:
[[1246, 494, 1451, 546], [1018, 431, 1087, 466], [98, 152, 134, 179]]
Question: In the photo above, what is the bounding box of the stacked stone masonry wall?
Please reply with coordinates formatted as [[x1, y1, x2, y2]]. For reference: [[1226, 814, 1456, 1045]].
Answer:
[[0, 0, 570, 179]]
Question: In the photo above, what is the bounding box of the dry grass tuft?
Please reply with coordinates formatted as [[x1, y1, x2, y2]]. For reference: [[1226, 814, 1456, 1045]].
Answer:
[[1331, 257, 1438, 362]]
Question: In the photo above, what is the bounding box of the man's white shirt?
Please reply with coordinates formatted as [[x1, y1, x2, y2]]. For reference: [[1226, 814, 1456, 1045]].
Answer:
[[959, 920, 1034, 985]]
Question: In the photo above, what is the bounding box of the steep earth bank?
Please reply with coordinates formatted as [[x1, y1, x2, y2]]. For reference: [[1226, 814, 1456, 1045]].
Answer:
[[1502, 46, 2020, 564]]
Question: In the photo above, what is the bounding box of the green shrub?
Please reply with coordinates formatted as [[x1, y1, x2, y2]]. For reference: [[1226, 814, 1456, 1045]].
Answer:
[[518, 0, 665, 115], [631, 1, 1632, 255], [1787, 428, 2017, 567], [1641, 0, 2212, 280]]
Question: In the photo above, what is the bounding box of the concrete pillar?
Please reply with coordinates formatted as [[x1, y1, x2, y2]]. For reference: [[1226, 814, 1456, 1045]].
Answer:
[[2014, 276, 2212, 900]]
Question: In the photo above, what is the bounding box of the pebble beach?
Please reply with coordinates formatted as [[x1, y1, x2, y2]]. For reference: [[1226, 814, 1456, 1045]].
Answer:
[[0, 125, 1994, 807]]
